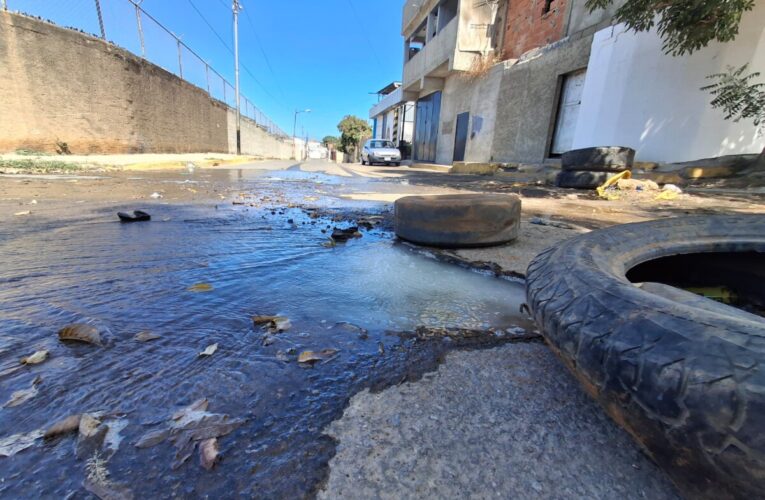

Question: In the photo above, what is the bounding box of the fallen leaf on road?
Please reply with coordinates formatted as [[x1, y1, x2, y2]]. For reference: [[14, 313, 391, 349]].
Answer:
[[20, 350, 49, 365], [188, 283, 213, 293], [134, 331, 160, 342], [199, 438, 219, 470], [44, 414, 82, 439], [0, 429, 45, 457], [4, 377, 41, 408], [199, 344, 218, 357], [58, 324, 103, 346], [298, 349, 339, 364]]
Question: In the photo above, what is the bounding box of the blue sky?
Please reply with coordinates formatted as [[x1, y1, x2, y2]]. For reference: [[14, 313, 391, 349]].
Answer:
[[10, 0, 405, 139]]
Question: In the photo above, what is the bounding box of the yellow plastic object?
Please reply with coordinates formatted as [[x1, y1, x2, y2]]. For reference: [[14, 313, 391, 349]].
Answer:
[[596, 170, 632, 199], [655, 190, 679, 201]]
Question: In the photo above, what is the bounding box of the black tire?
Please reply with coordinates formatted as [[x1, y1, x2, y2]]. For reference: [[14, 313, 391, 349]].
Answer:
[[394, 162, 401, 167], [562, 146, 635, 172], [361, 158, 367, 166], [556, 170, 611, 189], [526, 215, 765, 499]]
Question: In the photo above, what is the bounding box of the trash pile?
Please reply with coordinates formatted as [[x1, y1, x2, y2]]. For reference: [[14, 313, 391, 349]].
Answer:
[[595, 171, 684, 201]]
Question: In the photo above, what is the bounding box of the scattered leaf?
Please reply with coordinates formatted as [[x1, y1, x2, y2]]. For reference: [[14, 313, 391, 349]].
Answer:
[[14, 211, 31, 216], [4, 377, 41, 408], [58, 324, 103, 346], [134, 331, 160, 342], [199, 344, 218, 357], [188, 283, 213, 293], [298, 349, 339, 364], [172, 398, 209, 421], [20, 350, 49, 365], [44, 414, 82, 439], [252, 316, 291, 333], [199, 438, 219, 470], [0, 430, 45, 457]]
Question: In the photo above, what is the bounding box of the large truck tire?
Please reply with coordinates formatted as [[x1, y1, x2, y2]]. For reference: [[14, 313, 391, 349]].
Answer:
[[562, 146, 635, 172], [556, 170, 610, 189], [394, 194, 521, 248], [526, 215, 765, 499]]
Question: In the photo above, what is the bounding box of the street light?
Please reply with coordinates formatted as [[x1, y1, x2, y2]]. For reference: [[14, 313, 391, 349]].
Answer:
[[293, 109, 311, 160]]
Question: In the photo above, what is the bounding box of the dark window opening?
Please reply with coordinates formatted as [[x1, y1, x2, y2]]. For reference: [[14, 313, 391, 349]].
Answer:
[[542, 0, 554, 15]]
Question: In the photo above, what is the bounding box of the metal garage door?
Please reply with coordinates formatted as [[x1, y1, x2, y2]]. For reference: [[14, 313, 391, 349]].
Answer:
[[414, 91, 442, 163]]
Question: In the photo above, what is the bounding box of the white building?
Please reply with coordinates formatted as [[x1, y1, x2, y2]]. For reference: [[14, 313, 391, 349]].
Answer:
[[369, 82, 414, 151]]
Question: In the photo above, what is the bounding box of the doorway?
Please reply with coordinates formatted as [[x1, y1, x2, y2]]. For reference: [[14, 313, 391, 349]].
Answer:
[[453, 112, 469, 162], [550, 69, 586, 155], [414, 91, 442, 163]]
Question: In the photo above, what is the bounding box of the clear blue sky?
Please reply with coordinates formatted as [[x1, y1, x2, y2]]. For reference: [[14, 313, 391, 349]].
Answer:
[[9, 0, 405, 139]]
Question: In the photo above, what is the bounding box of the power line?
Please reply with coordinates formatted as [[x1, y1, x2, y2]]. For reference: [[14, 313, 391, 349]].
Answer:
[[243, 6, 287, 102], [345, 0, 382, 66], [183, 0, 286, 111]]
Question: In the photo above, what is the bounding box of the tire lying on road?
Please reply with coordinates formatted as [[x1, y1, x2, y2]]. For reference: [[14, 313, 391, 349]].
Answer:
[[394, 194, 521, 248], [526, 215, 765, 499], [562, 146, 635, 172], [556, 170, 611, 189]]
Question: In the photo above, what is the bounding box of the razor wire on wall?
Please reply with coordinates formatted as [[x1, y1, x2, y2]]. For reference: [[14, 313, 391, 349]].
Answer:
[[2, 0, 289, 139]]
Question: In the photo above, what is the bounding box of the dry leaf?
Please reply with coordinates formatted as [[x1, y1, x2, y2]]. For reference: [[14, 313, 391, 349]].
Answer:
[[252, 316, 291, 332], [134, 331, 160, 342], [199, 438, 219, 470], [58, 324, 103, 346], [172, 398, 209, 421], [188, 283, 213, 293], [198, 344, 218, 357], [20, 350, 49, 365], [298, 349, 339, 364], [44, 414, 82, 439], [0, 430, 45, 457]]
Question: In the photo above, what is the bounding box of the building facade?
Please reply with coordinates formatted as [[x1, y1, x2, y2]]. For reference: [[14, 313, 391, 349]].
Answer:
[[369, 82, 414, 150], [375, 0, 765, 166]]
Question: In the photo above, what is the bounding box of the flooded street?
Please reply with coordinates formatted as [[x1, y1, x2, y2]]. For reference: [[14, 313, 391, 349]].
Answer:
[[0, 164, 531, 498]]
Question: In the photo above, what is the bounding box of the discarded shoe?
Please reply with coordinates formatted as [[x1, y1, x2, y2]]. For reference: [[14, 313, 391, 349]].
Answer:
[[118, 210, 151, 223]]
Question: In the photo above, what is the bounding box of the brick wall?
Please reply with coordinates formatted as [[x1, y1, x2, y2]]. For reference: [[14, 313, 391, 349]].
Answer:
[[502, 0, 568, 60]]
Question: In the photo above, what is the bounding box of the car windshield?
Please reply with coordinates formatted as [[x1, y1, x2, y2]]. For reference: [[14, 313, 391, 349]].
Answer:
[[370, 140, 395, 149]]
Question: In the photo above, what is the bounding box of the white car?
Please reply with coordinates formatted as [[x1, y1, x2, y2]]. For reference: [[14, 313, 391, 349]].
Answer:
[[361, 139, 402, 166]]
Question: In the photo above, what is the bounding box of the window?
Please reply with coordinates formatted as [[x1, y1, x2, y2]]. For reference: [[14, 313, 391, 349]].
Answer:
[[370, 140, 395, 149], [542, 0, 554, 15]]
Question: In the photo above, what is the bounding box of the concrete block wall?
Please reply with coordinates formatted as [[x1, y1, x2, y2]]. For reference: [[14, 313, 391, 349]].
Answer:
[[0, 12, 291, 159]]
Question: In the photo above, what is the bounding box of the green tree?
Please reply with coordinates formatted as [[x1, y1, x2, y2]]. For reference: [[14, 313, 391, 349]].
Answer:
[[322, 136, 340, 149], [703, 65, 765, 135], [337, 115, 371, 160]]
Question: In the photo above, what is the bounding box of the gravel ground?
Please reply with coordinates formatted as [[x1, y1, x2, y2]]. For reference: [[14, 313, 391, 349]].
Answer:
[[320, 343, 680, 499]]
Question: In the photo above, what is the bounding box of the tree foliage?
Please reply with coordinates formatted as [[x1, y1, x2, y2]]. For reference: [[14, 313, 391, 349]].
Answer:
[[702, 65, 765, 133], [322, 136, 340, 149], [586, 0, 755, 56], [337, 115, 371, 155]]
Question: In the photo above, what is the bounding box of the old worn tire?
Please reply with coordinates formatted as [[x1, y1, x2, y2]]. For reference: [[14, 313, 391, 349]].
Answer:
[[394, 194, 521, 248], [562, 146, 635, 172], [556, 170, 610, 189], [526, 215, 765, 499]]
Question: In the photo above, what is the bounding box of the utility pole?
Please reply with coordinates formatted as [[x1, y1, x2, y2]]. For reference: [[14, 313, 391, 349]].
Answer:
[[135, 0, 145, 57], [233, 0, 242, 155], [293, 109, 311, 160], [94, 0, 106, 39], [2, 0, 7, 12]]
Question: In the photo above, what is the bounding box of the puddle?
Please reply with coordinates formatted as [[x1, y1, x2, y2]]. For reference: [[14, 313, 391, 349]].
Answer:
[[0, 202, 530, 497]]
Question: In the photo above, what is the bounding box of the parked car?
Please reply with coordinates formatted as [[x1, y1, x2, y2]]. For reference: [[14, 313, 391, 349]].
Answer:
[[361, 139, 402, 166]]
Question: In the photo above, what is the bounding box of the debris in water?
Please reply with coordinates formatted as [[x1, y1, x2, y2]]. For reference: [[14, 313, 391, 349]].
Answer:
[[20, 350, 49, 365], [0, 429, 45, 457], [199, 344, 218, 357], [529, 217, 575, 230], [84, 452, 135, 500], [44, 414, 82, 439], [134, 331, 161, 342], [150, 192, 163, 199], [199, 438, 219, 470], [4, 376, 42, 408], [298, 349, 339, 364], [14, 210, 31, 216], [188, 283, 214, 293], [334, 322, 368, 339], [252, 316, 291, 333], [58, 324, 103, 346], [117, 210, 151, 223], [330, 227, 362, 243], [76, 414, 108, 459]]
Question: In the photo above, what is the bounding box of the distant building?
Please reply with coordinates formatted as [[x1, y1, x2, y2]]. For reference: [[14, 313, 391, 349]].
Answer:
[[374, 0, 765, 165], [369, 82, 414, 149]]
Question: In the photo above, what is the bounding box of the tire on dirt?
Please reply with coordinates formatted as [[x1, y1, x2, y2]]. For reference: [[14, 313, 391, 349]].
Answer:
[[562, 146, 635, 172], [526, 215, 765, 499], [556, 170, 610, 189], [394, 194, 521, 248]]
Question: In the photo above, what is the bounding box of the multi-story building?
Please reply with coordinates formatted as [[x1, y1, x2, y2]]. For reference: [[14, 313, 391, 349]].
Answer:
[[374, 0, 765, 166], [369, 82, 414, 150]]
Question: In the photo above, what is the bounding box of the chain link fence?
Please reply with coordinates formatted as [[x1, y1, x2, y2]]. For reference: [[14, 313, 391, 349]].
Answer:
[[3, 0, 288, 138]]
